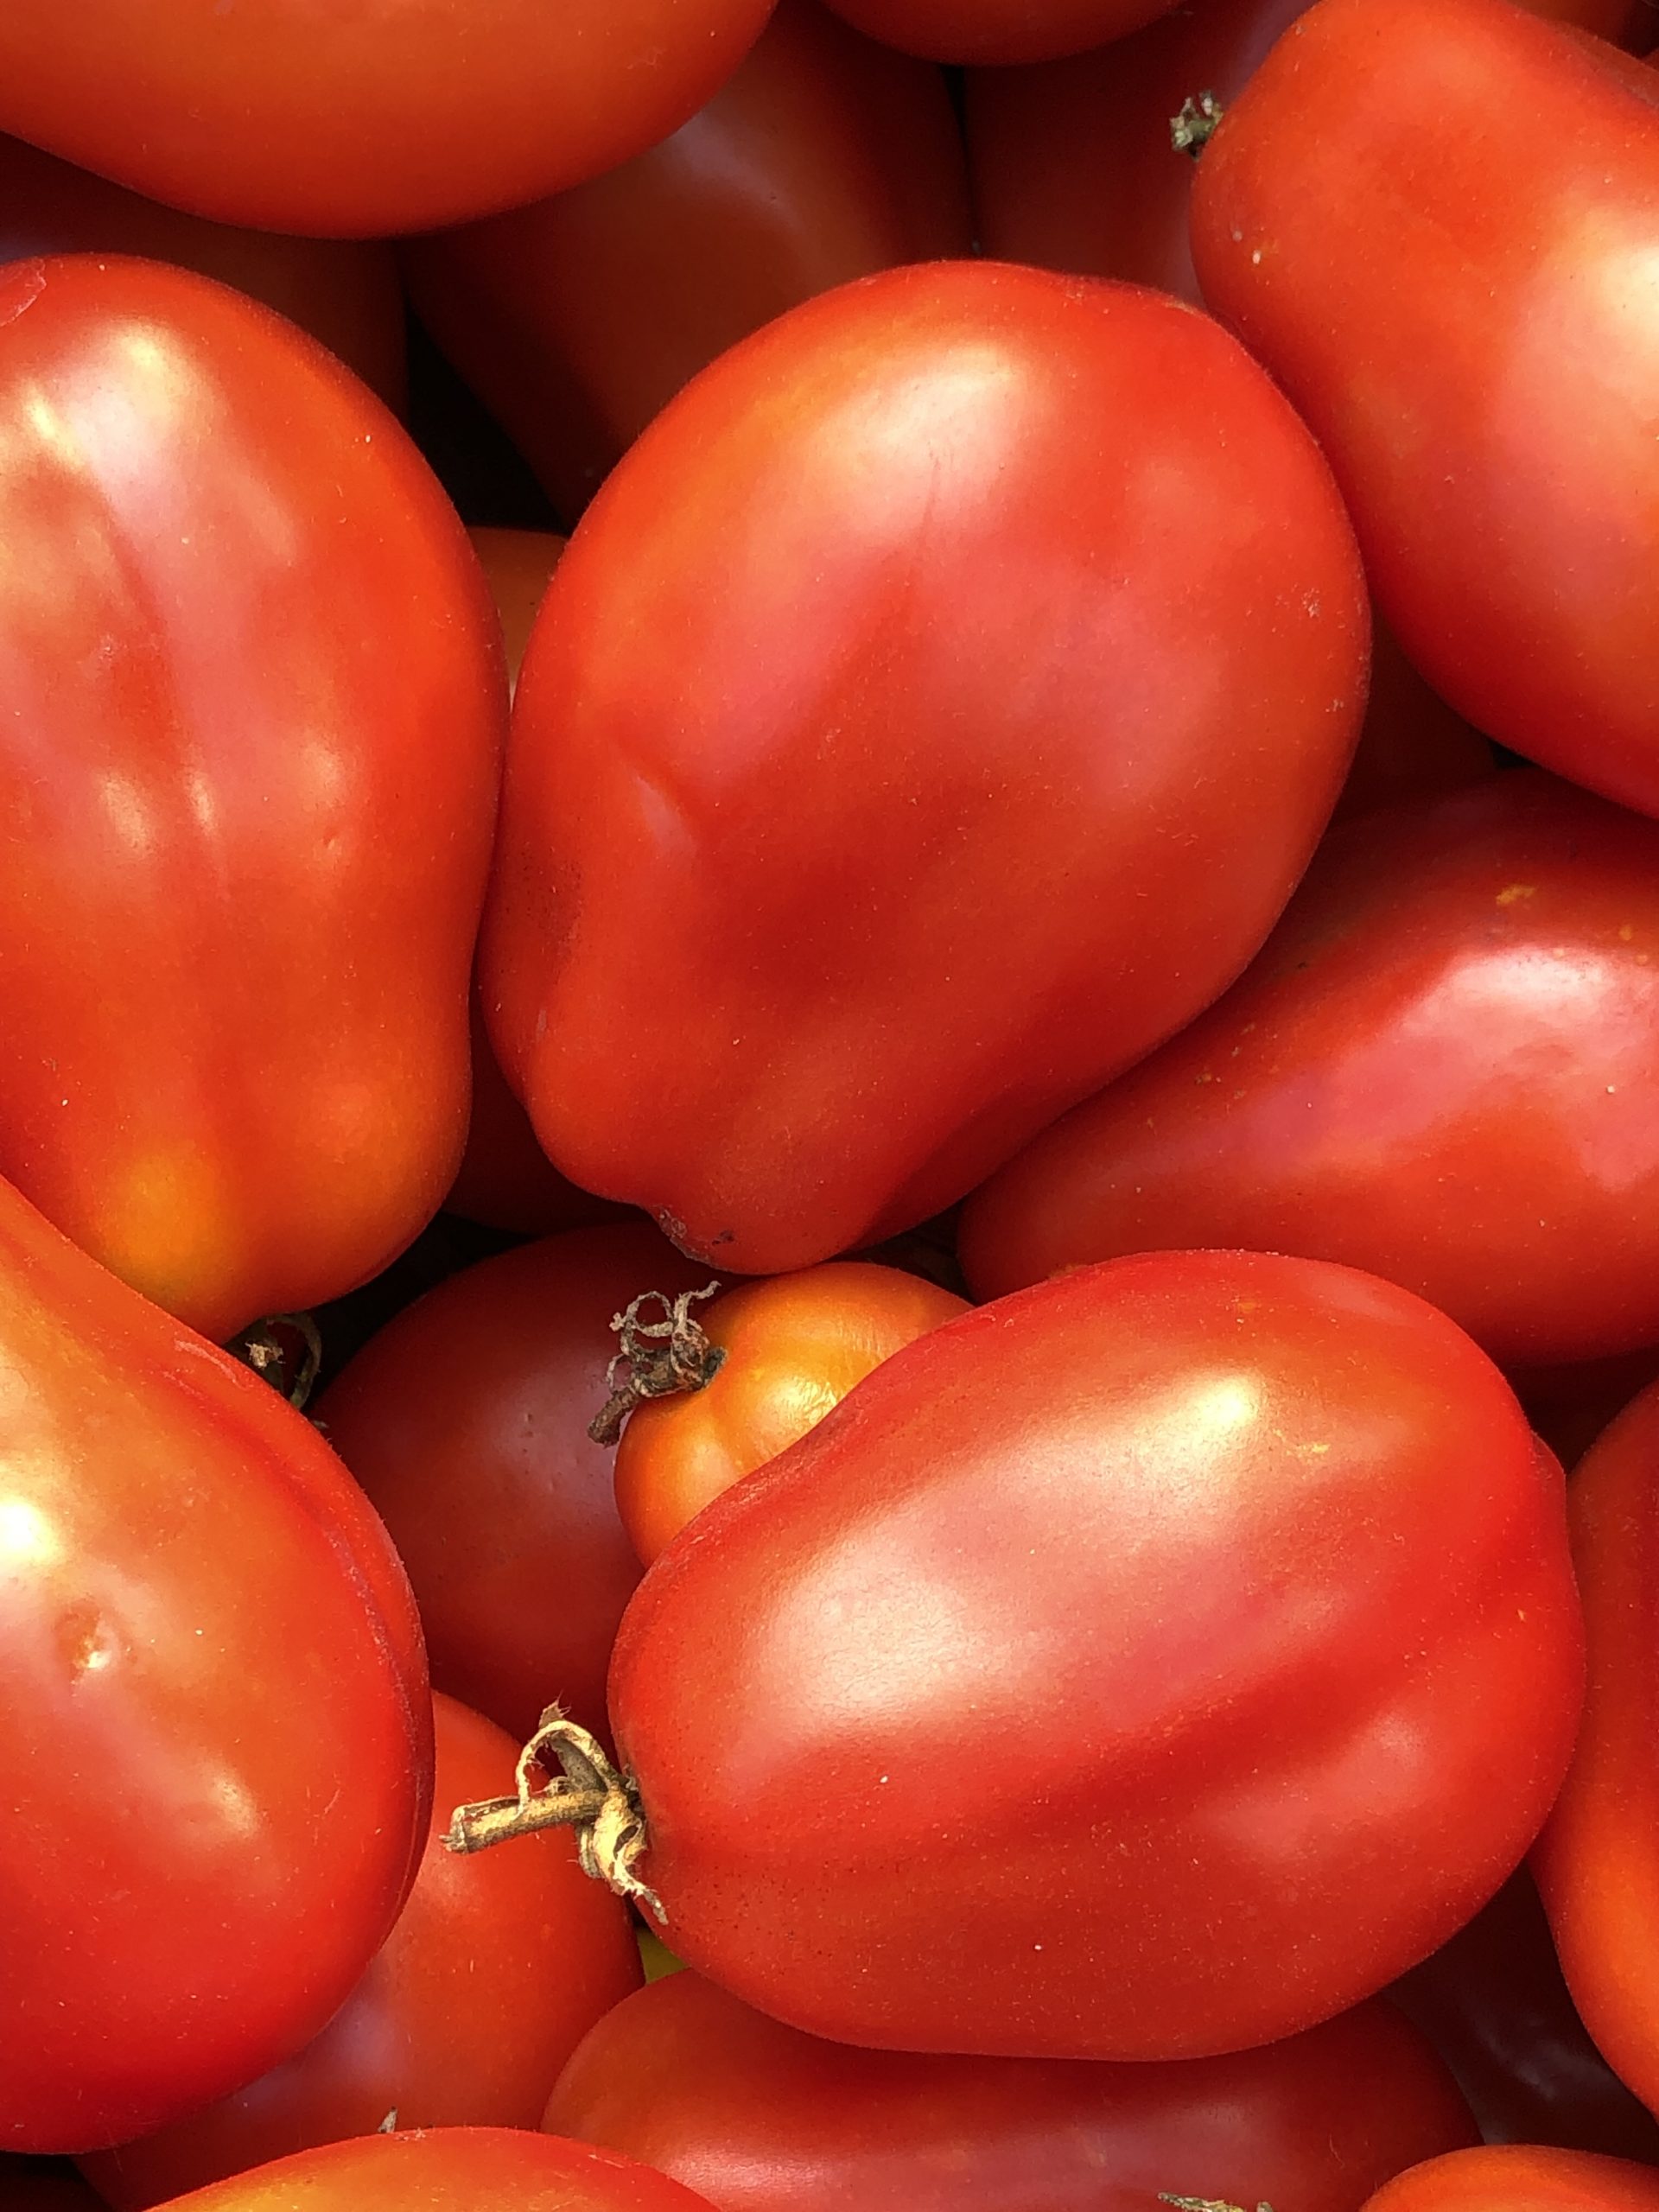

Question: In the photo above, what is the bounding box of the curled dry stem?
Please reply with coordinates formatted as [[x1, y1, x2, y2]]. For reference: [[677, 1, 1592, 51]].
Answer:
[[1160, 2198, 1274, 2212], [588, 1281, 727, 1445], [1170, 90, 1224, 157], [230, 1312, 324, 1410]]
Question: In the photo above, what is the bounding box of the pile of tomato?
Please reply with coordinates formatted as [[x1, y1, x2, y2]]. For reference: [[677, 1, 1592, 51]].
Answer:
[[2, 1, 1657, 2208]]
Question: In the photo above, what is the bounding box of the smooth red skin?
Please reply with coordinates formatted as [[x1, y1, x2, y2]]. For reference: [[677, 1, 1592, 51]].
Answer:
[[402, 0, 973, 524], [147, 2131, 721, 2212], [0, 132, 405, 410], [0, 1176, 430, 2156], [545, 1970, 1477, 2212], [1363, 2145, 1659, 2212], [0, 3, 775, 238], [1390, 1870, 1659, 2163], [1535, 1378, 1659, 2115], [480, 261, 1367, 1275], [317, 1225, 712, 1744], [960, 774, 1659, 1368], [607, 1250, 1584, 2060], [0, 256, 504, 1342], [821, 0, 1182, 63], [80, 1696, 644, 2210], [1189, 0, 1659, 817]]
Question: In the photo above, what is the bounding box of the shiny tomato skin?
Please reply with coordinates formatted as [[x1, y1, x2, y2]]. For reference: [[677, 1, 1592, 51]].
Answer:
[[80, 1696, 643, 2209], [1189, 0, 1659, 815], [1535, 1378, 1659, 2115], [613, 1262, 969, 1564], [959, 774, 1659, 1367], [820, 0, 1182, 63], [1363, 2146, 1659, 2212], [607, 1250, 1584, 2060], [480, 261, 1367, 1276], [0, 3, 775, 238], [146, 2131, 721, 2212], [545, 1970, 1477, 2212], [317, 1225, 713, 1744], [0, 1176, 430, 2156], [0, 255, 504, 1343], [403, 0, 972, 522]]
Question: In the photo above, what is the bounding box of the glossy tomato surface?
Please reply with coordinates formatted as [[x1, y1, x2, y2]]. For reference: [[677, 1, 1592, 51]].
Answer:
[[821, 0, 1182, 63], [81, 1696, 642, 2208], [1363, 2145, 1659, 2212], [960, 774, 1659, 1367], [607, 1251, 1583, 2060], [480, 260, 1367, 1276], [1189, 0, 1659, 814], [0, 1175, 430, 2155], [0, 2, 776, 236], [0, 255, 504, 1342], [404, 0, 971, 522], [545, 1969, 1477, 2212]]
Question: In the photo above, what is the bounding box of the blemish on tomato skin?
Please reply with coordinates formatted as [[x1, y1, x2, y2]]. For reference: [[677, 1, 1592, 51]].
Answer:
[[1495, 882, 1537, 905], [0, 259, 46, 327]]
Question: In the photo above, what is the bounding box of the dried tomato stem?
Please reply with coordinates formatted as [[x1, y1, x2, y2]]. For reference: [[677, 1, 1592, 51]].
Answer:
[[1171, 91, 1224, 157], [1160, 2196, 1274, 2212], [230, 1312, 323, 1409], [588, 1282, 726, 1445]]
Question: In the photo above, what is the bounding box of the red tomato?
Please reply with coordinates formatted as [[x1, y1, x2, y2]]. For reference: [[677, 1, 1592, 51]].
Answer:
[[1188, 0, 1659, 816], [480, 261, 1367, 1276], [596, 1252, 1582, 2060], [316, 1224, 712, 1743], [1330, 622, 1495, 823], [545, 1970, 1477, 2212], [821, 0, 1183, 63], [1362, 2146, 1659, 2212], [0, 3, 775, 237], [1535, 1376, 1659, 2115], [402, 0, 972, 522], [0, 256, 505, 1343], [0, 131, 405, 410], [80, 1695, 643, 2209], [1506, 1348, 1659, 1471], [0, 1175, 430, 2155], [959, 774, 1659, 1367], [144, 2131, 720, 2212], [1390, 1870, 1659, 2163], [613, 1262, 969, 1564]]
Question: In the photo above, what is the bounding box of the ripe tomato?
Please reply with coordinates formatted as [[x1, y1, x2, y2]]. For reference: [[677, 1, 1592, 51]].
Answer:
[[613, 1262, 969, 1565], [1362, 2146, 1659, 2212], [0, 1175, 430, 2155], [317, 1224, 712, 1742], [959, 774, 1659, 1368], [0, 3, 775, 237], [594, 1251, 1582, 2060], [545, 1970, 1477, 2212], [821, 0, 1182, 63], [480, 260, 1367, 1276], [1535, 1376, 1659, 2116], [1188, 0, 1659, 816], [0, 255, 505, 1343], [403, 0, 972, 522], [80, 1695, 643, 2209]]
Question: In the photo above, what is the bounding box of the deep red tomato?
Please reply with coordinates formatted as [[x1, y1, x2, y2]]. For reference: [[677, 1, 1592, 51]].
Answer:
[[1188, 0, 1659, 817], [545, 1970, 1477, 2212], [0, 3, 775, 237], [80, 1695, 643, 2209], [0, 256, 504, 1342], [1329, 622, 1495, 823], [959, 774, 1659, 1368], [1390, 1870, 1659, 2163], [1362, 2146, 1659, 2212], [317, 1224, 711, 1743], [404, 0, 971, 522], [145, 2132, 720, 2212], [585, 1252, 1583, 2060], [1506, 1349, 1659, 1472], [0, 131, 405, 410], [1535, 1376, 1659, 2115], [820, 0, 1183, 63], [480, 260, 1367, 1276], [0, 1173, 430, 2156]]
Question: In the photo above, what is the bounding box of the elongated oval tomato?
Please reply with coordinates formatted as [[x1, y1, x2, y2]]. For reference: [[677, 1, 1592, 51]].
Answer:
[[1188, 0, 1659, 815], [0, 256, 504, 1342], [1534, 1377, 1659, 2117], [822, 0, 1182, 63], [545, 1970, 1477, 2212], [1363, 2146, 1659, 2212], [959, 775, 1659, 1366], [0, 3, 775, 238], [604, 1251, 1583, 2061], [149, 2132, 720, 2212], [80, 1695, 643, 2209], [0, 1174, 430, 2156], [403, 0, 972, 522], [480, 261, 1368, 1276]]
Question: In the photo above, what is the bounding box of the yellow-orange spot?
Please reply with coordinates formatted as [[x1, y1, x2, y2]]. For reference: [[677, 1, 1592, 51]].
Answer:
[[1495, 882, 1537, 906]]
